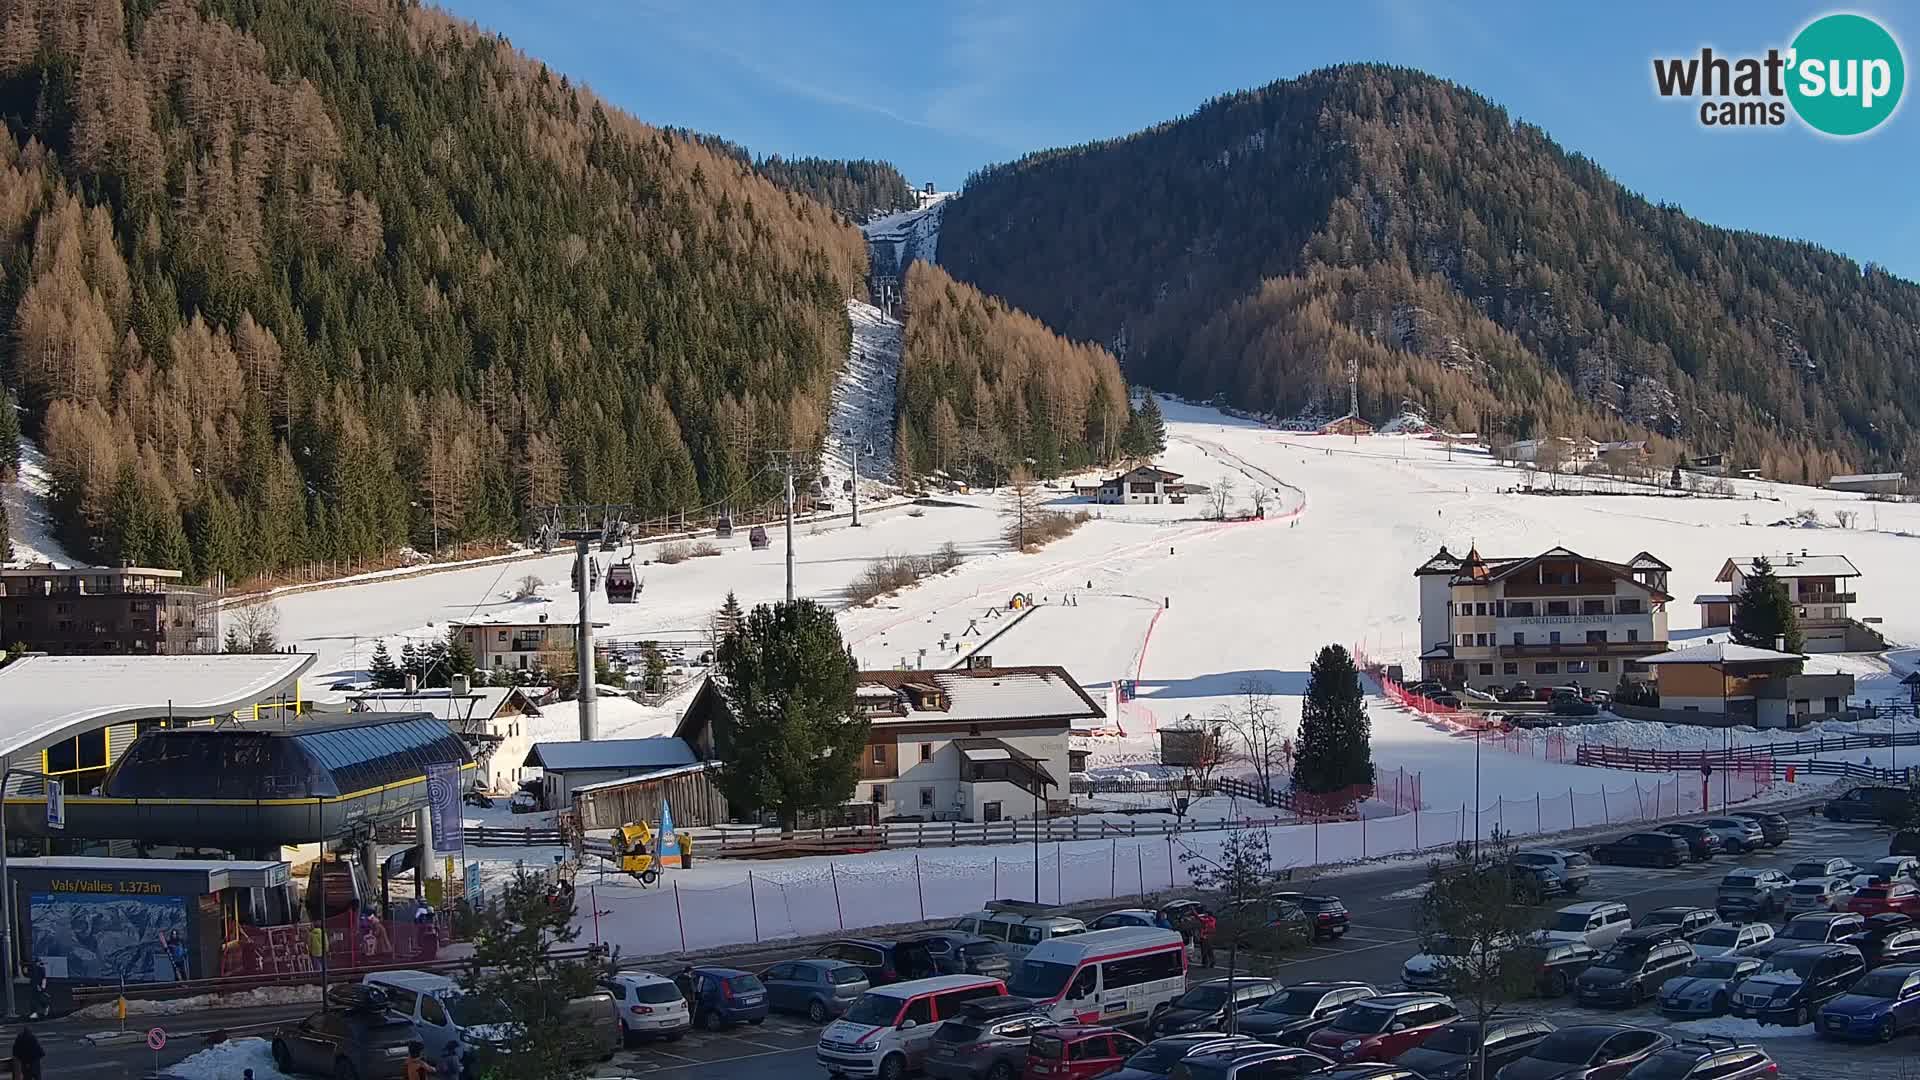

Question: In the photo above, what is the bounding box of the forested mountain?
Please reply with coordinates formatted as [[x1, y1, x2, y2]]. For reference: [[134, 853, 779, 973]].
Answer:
[[754, 157, 916, 221], [0, 0, 868, 583], [940, 64, 1918, 482], [896, 261, 1128, 485]]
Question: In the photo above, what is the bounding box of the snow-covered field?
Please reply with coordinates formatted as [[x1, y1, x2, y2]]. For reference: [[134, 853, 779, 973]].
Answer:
[[1, 436, 78, 567], [269, 393, 1920, 957]]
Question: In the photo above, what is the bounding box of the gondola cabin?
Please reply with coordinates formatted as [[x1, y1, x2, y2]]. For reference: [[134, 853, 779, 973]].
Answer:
[[748, 525, 770, 550], [605, 560, 638, 604], [715, 514, 734, 539]]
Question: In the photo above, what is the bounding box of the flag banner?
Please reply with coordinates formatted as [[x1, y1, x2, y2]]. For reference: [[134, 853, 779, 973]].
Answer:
[[426, 763, 464, 853]]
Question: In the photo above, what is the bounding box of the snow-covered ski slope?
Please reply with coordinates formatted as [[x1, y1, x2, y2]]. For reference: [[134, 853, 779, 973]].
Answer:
[[863, 192, 948, 280], [1, 436, 78, 567], [275, 396, 1920, 796], [819, 299, 902, 495]]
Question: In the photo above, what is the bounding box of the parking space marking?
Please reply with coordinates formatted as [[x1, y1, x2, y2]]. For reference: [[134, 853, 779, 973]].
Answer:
[[634, 1044, 812, 1073]]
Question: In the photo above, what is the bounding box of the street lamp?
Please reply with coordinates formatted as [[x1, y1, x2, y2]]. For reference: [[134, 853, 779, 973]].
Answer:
[[1473, 726, 1483, 859]]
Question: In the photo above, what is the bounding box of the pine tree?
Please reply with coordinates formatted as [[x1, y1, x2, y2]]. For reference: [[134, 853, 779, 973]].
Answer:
[[1730, 556, 1804, 654], [400, 640, 423, 685], [0, 495, 10, 564], [368, 641, 401, 689], [445, 629, 475, 687], [711, 590, 745, 642], [0, 389, 19, 478], [712, 599, 865, 828], [1296, 643, 1373, 795], [458, 868, 614, 1080], [1136, 394, 1167, 456], [423, 637, 452, 688]]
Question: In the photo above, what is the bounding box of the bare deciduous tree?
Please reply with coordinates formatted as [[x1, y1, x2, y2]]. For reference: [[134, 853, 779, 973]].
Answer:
[[1002, 466, 1045, 550], [514, 574, 544, 600], [1219, 679, 1291, 800], [222, 601, 281, 653], [1207, 473, 1237, 520], [1248, 486, 1270, 518]]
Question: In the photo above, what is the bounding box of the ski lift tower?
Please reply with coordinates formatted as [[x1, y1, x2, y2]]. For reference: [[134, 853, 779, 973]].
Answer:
[[538, 504, 632, 741]]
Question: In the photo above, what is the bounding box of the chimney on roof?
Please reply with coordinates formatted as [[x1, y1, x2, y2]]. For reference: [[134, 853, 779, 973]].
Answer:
[[405, 673, 419, 695], [450, 673, 470, 696], [539, 613, 548, 623]]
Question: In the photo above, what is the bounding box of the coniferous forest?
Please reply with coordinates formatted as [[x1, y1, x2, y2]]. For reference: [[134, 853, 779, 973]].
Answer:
[[940, 64, 1919, 482], [895, 260, 1129, 486], [0, 0, 868, 582]]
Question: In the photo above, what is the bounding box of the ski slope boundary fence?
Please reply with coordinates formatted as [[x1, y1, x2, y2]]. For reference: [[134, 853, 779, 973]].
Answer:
[[562, 770, 1786, 960]]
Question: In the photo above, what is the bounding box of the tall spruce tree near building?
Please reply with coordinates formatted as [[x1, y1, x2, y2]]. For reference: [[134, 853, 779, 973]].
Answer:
[[1730, 556, 1804, 654], [1295, 644, 1374, 794], [0, 388, 19, 477], [712, 599, 865, 828], [368, 641, 402, 689], [460, 868, 611, 1080]]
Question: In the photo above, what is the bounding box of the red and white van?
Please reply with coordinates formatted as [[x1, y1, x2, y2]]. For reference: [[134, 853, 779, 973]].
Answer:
[[816, 974, 1007, 1079], [1004, 927, 1187, 1026]]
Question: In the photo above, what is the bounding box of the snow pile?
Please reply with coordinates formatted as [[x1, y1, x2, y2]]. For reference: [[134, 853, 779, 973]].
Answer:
[[820, 300, 902, 494], [164, 1038, 293, 1080], [2, 436, 78, 567], [75, 983, 319, 1020]]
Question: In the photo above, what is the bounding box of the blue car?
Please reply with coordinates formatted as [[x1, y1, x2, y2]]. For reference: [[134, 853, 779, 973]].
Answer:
[[682, 966, 770, 1030], [1817, 963, 1920, 1042]]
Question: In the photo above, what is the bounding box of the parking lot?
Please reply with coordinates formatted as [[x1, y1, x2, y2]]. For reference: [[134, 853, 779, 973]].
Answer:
[[581, 810, 1920, 1079]]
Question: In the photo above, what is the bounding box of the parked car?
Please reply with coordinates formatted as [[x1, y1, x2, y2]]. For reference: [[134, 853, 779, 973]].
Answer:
[[600, 971, 693, 1042], [1303, 993, 1458, 1063], [1824, 785, 1908, 823], [1532, 902, 1633, 951], [1230, 982, 1379, 1044], [1698, 818, 1766, 854], [1657, 955, 1762, 1019], [1609, 926, 1686, 950], [1512, 850, 1593, 896], [1745, 912, 1867, 960], [1551, 700, 1600, 717], [1635, 907, 1717, 942], [1519, 942, 1599, 997], [1788, 856, 1860, 882], [1492, 1025, 1672, 1080], [1165, 1044, 1332, 1080], [1317, 1069, 1425, 1080], [1148, 978, 1279, 1038], [898, 932, 1015, 980], [1394, 1018, 1554, 1080], [1404, 935, 1511, 991], [1158, 901, 1216, 932], [271, 996, 422, 1080], [1864, 856, 1920, 885], [1221, 898, 1312, 947], [758, 959, 870, 1023], [1686, 922, 1772, 959], [1715, 869, 1794, 921], [1730, 809, 1791, 847], [1891, 830, 1920, 857], [1734, 944, 1866, 1026], [1266, 892, 1349, 939], [1784, 877, 1858, 916], [817, 974, 1009, 1080], [1622, 1039, 1777, 1080], [1816, 962, 1920, 1042], [681, 966, 770, 1030], [952, 908, 1090, 961], [1500, 683, 1534, 703], [1841, 918, 1920, 968], [1850, 881, 1920, 918], [1090, 909, 1162, 931], [1108, 1036, 1261, 1080], [1027, 1026, 1143, 1080], [1591, 833, 1688, 869], [1164, 1046, 1333, 1080], [1573, 938, 1695, 1007], [817, 938, 942, 987], [1654, 823, 1722, 862], [922, 997, 1056, 1080]]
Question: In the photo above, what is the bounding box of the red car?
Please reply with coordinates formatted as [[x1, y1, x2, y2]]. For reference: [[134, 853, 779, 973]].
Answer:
[[1304, 993, 1457, 1063], [1025, 1026, 1142, 1080], [1850, 881, 1920, 917]]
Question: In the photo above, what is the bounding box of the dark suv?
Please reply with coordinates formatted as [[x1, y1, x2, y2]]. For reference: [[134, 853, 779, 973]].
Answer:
[[1148, 978, 1279, 1037], [272, 1001, 422, 1080], [814, 937, 939, 986], [1268, 892, 1350, 939], [923, 997, 1057, 1080], [1393, 1017, 1553, 1079], [1591, 833, 1688, 868], [1746, 912, 1867, 961], [1573, 938, 1694, 1007], [898, 931, 1013, 980], [1304, 993, 1458, 1063], [1232, 982, 1378, 1044], [1732, 944, 1866, 1026], [1826, 786, 1908, 823], [1655, 823, 1722, 861]]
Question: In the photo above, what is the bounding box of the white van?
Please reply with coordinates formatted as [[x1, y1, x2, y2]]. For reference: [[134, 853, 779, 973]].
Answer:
[[363, 969, 517, 1059], [1530, 901, 1632, 951], [816, 974, 1006, 1079], [951, 908, 1088, 961], [1003, 927, 1186, 1026]]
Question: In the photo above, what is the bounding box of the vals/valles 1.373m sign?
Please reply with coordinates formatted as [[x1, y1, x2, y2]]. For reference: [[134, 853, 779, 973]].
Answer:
[[1653, 12, 1905, 135]]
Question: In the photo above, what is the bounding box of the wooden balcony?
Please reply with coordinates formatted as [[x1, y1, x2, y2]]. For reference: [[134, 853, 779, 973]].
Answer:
[[1498, 640, 1662, 659]]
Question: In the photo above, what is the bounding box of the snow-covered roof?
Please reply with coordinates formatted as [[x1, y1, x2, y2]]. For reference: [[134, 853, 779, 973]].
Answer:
[[523, 737, 696, 772], [348, 686, 540, 722], [864, 667, 1104, 726], [1638, 642, 1806, 666], [569, 761, 710, 794], [0, 653, 313, 760], [1718, 555, 1861, 581], [453, 601, 609, 628]]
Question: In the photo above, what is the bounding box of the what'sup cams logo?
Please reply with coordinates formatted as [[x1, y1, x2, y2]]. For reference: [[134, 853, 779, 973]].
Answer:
[[1653, 12, 1905, 136]]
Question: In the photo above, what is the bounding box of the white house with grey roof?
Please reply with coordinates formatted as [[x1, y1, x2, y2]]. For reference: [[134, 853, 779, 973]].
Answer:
[[522, 736, 699, 808], [1703, 553, 1878, 653], [676, 663, 1103, 823]]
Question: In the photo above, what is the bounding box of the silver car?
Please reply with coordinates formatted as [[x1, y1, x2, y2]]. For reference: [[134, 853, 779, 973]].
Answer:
[[1784, 876, 1857, 915], [1699, 818, 1766, 854], [1659, 955, 1763, 1018], [1689, 922, 1774, 959]]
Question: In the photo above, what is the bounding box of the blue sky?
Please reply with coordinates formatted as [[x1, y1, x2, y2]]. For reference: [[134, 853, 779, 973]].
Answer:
[[442, 1, 1919, 280]]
